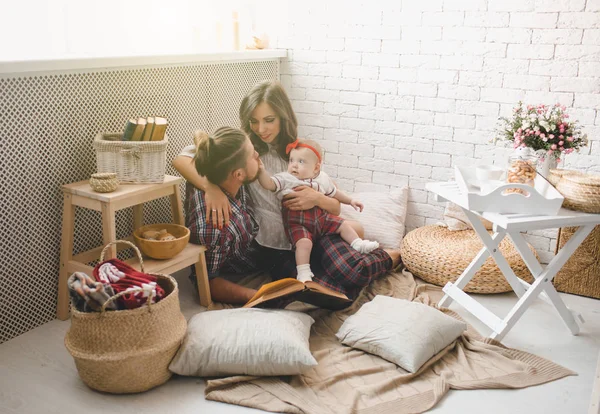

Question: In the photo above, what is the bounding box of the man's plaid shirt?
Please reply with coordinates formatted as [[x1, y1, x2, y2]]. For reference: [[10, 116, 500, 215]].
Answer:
[[185, 184, 260, 278]]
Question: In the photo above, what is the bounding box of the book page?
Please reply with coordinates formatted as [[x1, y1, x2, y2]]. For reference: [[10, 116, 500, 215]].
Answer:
[[245, 278, 302, 305]]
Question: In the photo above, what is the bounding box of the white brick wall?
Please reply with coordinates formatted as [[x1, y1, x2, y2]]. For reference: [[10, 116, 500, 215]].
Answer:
[[277, 0, 599, 264]]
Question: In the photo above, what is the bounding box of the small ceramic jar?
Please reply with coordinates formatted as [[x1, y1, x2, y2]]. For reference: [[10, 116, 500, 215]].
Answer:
[[90, 173, 119, 193]]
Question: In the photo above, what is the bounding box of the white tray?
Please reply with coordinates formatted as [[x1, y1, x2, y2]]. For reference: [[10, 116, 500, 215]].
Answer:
[[454, 166, 564, 215]]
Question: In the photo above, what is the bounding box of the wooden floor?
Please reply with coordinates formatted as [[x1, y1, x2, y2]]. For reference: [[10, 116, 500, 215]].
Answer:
[[1, 269, 600, 414]]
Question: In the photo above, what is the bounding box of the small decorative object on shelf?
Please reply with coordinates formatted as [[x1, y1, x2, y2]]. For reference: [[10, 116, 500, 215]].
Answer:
[[89, 172, 119, 193], [245, 32, 269, 50], [495, 102, 589, 177]]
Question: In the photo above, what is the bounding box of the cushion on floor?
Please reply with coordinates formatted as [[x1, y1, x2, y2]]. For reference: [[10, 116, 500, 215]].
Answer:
[[336, 295, 467, 373]]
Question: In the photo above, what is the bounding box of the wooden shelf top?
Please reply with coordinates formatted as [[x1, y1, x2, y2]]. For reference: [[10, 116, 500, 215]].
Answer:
[[129, 243, 207, 274], [62, 175, 183, 202]]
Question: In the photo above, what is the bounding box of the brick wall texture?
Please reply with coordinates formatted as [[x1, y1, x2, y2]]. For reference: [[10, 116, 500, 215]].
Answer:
[[275, 0, 600, 263]]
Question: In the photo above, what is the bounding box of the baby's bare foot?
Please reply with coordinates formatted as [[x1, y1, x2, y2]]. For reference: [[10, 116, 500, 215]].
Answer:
[[384, 248, 402, 269]]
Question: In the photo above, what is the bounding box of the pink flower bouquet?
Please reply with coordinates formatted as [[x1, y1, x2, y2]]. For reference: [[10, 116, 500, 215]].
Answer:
[[496, 102, 588, 162]]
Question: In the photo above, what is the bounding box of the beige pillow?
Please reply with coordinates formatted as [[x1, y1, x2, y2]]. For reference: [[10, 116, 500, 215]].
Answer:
[[442, 202, 493, 231], [336, 295, 467, 373], [340, 187, 408, 248], [169, 308, 317, 377]]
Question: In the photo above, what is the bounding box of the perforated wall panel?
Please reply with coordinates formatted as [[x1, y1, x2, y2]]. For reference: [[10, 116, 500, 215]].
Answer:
[[0, 59, 279, 343]]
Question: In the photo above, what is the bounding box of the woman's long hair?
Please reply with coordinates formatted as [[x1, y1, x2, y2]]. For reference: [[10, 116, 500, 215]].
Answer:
[[193, 127, 248, 184], [239, 80, 298, 161]]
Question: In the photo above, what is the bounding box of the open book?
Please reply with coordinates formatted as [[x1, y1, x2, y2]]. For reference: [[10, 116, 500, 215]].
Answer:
[[243, 278, 353, 310]]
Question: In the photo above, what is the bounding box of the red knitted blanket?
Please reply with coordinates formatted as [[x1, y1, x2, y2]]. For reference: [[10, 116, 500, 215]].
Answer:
[[93, 259, 166, 309]]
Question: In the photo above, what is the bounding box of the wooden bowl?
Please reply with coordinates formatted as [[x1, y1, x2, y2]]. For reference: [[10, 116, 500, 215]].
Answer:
[[133, 223, 190, 260]]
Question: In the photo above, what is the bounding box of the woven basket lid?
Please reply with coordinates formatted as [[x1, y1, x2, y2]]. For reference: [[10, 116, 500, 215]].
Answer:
[[549, 168, 581, 178], [562, 172, 600, 186], [400, 225, 536, 294]]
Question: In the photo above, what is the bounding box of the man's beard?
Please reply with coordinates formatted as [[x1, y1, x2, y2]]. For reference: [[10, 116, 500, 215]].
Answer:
[[243, 169, 260, 184]]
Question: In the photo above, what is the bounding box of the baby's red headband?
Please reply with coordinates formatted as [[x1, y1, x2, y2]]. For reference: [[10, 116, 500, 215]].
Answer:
[[285, 140, 322, 162]]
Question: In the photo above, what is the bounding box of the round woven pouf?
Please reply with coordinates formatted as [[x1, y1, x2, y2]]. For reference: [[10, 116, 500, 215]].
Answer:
[[400, 225, 537, 294]]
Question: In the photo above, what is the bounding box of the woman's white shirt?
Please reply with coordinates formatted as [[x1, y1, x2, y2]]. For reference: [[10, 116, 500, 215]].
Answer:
[[179, 144, 292, 250]]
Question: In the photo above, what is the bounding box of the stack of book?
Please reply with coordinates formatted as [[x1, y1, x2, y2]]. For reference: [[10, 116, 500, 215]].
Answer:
[[122, 117, 168, 141]]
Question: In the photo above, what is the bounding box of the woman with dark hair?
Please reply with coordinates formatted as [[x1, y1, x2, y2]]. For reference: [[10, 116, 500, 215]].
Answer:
[[173, 80, 400, 304]]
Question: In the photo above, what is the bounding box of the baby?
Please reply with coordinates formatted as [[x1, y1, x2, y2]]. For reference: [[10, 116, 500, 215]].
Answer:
[[258, 138, 379, 283]]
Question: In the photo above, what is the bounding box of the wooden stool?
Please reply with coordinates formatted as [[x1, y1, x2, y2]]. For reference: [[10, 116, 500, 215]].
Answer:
[[57, 175, 211, 320]]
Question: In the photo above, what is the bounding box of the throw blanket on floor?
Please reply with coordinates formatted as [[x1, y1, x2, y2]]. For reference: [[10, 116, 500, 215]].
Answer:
[[205, 269, 575, 414]]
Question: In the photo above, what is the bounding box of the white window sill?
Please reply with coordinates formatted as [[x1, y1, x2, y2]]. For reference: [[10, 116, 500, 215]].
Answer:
[[0, 49, 288, 75]]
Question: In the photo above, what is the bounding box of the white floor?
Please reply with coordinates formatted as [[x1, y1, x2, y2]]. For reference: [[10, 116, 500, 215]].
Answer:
[[1, 270, 599, 414]]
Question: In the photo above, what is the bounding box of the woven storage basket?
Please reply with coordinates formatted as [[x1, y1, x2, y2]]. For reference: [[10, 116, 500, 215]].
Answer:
[[89, 172, 119, 193], [400, 225, 537, 294], [553, 226, 600, 299], [556, 172, 600, 214], [64, 241, 187, 394], [94, 133, 168, 183], [547, 168, 581, 188]]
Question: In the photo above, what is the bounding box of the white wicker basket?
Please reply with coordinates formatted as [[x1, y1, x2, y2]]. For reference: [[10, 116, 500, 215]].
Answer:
[[94, 133, 168, 183]]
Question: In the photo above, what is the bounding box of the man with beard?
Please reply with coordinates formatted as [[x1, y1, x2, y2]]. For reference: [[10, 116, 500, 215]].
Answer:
[[186, 127, 264, 304]]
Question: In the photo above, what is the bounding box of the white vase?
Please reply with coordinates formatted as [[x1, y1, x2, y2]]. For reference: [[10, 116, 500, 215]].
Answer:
[[535, 150, 558, 178]]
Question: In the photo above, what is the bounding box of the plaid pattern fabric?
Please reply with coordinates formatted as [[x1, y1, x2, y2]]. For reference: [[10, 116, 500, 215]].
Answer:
[[185, 184, 261, 278], [313, 234, 392, 300], [282, 206, 344, 244], [266, 234, 392, 300]]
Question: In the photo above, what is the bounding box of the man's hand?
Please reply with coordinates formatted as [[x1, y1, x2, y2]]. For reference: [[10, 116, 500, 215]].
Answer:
[[282, 186, 320, 210], [205, 186, 231, 229], [350, 200, 364, 212]]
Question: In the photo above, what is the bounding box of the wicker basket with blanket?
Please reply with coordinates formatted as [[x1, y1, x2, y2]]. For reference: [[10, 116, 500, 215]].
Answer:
[[64, 241, 186, 394], [400, 225, 537, 294]]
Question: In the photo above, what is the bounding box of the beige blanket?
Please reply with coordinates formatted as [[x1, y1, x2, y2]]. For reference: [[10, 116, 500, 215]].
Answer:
[[205, 269, 575, 414]]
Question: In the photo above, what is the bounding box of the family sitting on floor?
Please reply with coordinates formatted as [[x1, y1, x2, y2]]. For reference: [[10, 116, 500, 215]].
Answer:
[[172, 80, 402, 305]]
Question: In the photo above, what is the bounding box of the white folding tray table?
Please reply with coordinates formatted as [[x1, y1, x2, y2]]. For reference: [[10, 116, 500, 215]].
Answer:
[[426, 180, 600, 341]]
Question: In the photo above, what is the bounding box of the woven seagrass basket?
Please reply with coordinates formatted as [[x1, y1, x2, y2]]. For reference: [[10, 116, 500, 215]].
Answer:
[[64, 241, 187, 394], [554, 226, 600, 299], [556, 172, 600, 214], [89, 172, 119, 193], [547, 168, 581, 188], [400, 225, 537, 294], [94, 133, 168, 183]]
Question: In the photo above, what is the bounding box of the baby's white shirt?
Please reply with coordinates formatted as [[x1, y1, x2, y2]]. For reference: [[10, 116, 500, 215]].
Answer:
[[272, 171, 337, 200]]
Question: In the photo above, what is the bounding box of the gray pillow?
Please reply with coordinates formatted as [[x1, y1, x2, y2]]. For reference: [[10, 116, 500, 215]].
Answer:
[[336, 295, 467, 373], [169, 308, 317, 377]]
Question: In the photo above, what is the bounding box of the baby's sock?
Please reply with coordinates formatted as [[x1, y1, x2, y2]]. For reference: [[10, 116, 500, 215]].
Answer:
[[296, 264, 314, 283], [350, 238, 380, 254]]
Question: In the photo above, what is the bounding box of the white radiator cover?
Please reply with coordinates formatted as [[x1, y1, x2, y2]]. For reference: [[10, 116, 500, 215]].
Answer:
[[0, 58, 280, 343]]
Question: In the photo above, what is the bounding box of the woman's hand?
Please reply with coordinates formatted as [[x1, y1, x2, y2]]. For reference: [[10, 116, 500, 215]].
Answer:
[[282, 186, 321, 211], [205, 184, 231, 229]]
